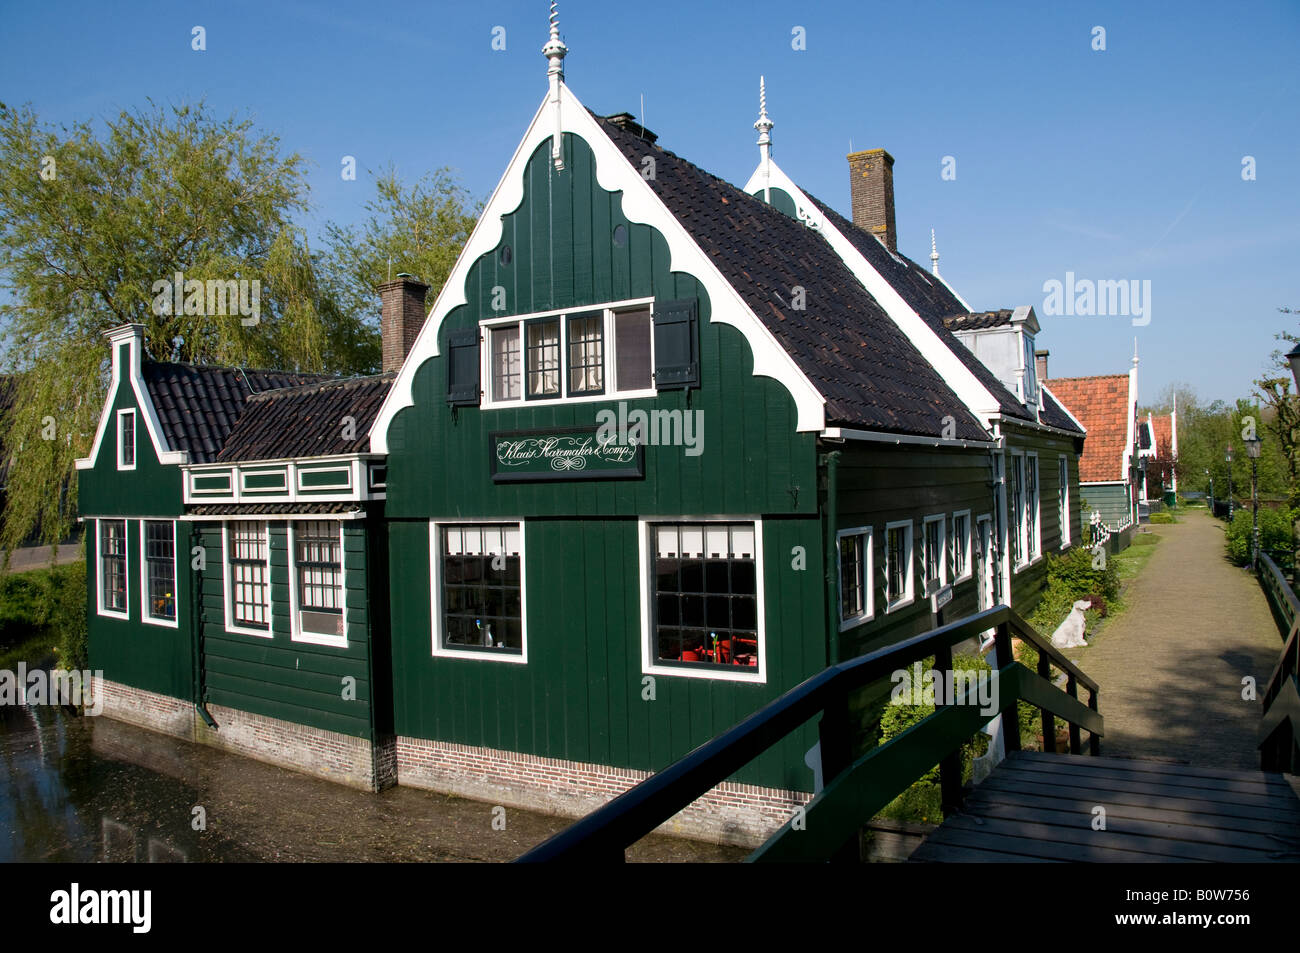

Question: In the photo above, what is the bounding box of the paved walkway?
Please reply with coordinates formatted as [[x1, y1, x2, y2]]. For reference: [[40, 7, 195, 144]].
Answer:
[[1067, 509, 1283, 770], [2, 541, 81, 573]]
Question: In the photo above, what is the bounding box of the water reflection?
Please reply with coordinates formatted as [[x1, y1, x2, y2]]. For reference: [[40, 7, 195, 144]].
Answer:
[[0, 681, 744, 863]]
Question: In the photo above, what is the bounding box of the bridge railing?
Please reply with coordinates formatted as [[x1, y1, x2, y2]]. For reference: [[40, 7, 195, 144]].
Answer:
[[1257, 552, 1300, 773], [516, 605, 1103, 863]]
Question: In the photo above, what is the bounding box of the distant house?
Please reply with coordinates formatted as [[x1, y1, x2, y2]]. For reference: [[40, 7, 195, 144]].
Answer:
[[1044, 350, 1141, 530], [1137, 403, 1179, 500]]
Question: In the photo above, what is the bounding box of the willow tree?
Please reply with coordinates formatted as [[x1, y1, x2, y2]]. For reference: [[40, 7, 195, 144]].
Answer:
[[321, 165, 481, 333], [0, 100, 370, 551]]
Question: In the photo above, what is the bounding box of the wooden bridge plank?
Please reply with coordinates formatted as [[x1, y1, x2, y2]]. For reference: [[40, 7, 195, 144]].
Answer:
[[912, 824, 1206, 863], [991, 759, 1300, 811], [1005, 754, 1297, 797], [963, 786, 1300, 841], [1014, 750, 1294, 786], [975, 771, 1296, 824], [962, 797, 1299, 854]]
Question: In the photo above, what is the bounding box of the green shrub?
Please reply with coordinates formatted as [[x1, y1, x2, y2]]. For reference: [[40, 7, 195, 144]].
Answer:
[[1148, 512, 1175, 524], [0, 561, 87, 669], [1224, 507, 1294, 567]]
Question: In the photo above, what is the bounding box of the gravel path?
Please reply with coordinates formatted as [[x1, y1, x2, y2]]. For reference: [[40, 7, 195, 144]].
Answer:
[[1066, 509, 1283, 769]]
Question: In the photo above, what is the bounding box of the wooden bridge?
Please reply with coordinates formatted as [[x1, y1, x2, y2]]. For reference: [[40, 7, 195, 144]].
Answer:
[[518, 537, 1300, 864]]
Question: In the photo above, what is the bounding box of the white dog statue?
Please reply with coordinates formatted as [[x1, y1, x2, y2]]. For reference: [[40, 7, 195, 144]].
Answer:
[[1050, 600, 1093, 649]]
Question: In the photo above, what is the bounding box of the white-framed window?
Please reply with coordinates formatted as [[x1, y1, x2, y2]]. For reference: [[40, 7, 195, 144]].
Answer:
[[96, 519, 129, 619], [290, 520, 347, 648], [116, 409, 136, 470], [224, 521, 271, 636], [1058, 455, 1071, 547], [884, 520, 914, 612], [430, 521, 525, 662], [640, 519, 764, 682], [481, 298, 655, 408], [1010, 452, 1026, 569], [951, 510, 972, 583], [921, 515, 947, 596], [1026, 452, 1041, 560], [141, 520, 177, 627], [836, 526, 873, 629]]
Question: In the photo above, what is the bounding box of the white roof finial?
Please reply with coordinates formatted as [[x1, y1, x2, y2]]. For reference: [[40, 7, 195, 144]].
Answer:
[[755, 75, 774, 163], [929, 228, 940, 277], [1132, 337, 1140, 366], [542, 1, 568, 171]]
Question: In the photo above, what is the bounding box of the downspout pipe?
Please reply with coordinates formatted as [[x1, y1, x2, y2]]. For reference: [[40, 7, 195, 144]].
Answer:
[[821, 449, 842, 667], [190, 524, 217, 729]]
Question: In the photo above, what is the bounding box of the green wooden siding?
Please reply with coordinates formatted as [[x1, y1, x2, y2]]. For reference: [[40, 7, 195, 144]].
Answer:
[[384, 132, 824, 790], [831, 443, 994, 660], [1083, 482, 1131, 530], [82, 349, 191, 700], [197, 520, 380, 739]]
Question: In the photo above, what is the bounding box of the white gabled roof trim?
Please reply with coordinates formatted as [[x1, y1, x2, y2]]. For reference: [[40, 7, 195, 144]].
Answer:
[[370, 85, 826, 453], [75, 325, 188, 471], [742, 159, 1001, 429], [821, 427, 996, 450]]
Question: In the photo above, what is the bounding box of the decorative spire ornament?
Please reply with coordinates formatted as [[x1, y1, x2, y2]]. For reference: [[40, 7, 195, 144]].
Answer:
[[542, 1, 568, 170], [754, 76, 774, 200], [929, 229, 940, 277]]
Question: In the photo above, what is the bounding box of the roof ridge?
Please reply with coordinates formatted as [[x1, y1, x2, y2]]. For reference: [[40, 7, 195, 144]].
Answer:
[[144, 359, 335, 380], [243, 371, 395, 401]]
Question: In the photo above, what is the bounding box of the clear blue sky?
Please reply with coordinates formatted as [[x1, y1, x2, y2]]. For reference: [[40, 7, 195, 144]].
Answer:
[[2, 0, 1296, 408]]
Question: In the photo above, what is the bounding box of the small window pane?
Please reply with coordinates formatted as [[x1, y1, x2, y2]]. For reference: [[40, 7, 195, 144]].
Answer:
[[120, 414, 135, 467], [145, 521, 176, 620], [491, 326, 522, 401], [442, 523, 523, 653], [526, 319, 560, 397], [567, 312, 604, 395], [614, 309, 652, 391], [100, 520, 127, 612]]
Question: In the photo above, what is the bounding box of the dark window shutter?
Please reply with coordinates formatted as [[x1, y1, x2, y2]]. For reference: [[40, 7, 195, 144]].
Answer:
[[652, 298, 699, 389], [446, 328, 481, 406]]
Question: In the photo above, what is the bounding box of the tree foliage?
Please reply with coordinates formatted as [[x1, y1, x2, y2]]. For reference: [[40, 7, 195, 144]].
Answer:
[[0, 100, 379, 549], [321, 164, 481, 340]]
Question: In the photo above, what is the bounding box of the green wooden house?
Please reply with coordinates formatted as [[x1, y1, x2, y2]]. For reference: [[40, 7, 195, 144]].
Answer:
[[80, 21, 1086, 846]]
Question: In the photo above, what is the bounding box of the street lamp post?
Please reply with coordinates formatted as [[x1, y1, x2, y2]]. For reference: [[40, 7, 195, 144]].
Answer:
[[1286, 342, 1300, 585], [1206, 468, 1213, 512], [1246, 437, 1262, 570], [1225, 446, 1234, 521]]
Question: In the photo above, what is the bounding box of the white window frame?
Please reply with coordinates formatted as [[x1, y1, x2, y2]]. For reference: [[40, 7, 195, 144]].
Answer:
[[139, 520, 179, 629], [836, 526, 874, 631], [223, 521, 272, 638], [429, 519, 527, 664], [479, 297, 657, 409], [95, 518, 130, 619], [884, 520, 915, 613], [1010, 451, 1028, 572], [1027, 452, 1041, 561], [1059, 455, 1071, 548], [288, 520, 348, 649], [951, 509, 973, 584], [116, 409, 137, 471], [921, 515, 948, 596], [638, 517, 766, 684]]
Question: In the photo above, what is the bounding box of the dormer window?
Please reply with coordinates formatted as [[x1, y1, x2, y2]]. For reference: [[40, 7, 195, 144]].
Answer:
[[482, 299, 656, 408], [117, 410, 136, 470]]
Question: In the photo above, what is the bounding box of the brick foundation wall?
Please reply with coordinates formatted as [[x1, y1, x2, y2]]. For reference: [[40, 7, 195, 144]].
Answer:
[[95, 678, 395, 792], [396, 736, 811, 849]]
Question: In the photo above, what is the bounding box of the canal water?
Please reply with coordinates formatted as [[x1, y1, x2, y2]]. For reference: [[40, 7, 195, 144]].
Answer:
[[0, 663, 743, 863]]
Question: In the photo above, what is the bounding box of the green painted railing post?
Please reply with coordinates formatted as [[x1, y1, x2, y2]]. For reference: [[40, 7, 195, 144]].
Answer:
[[1088, 690, 1101, 755], [994, 620, 1021, 752], [933, 639, 964, 815], [817, 692, 859, 861], [1037, 652, 1056, 754], [1067, 674, 1082, 754]]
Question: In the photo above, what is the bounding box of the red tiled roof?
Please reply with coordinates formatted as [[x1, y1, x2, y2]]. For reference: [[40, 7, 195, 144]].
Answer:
[[1151, 414, 1174, 456], [1045, 375, 1132, 483]]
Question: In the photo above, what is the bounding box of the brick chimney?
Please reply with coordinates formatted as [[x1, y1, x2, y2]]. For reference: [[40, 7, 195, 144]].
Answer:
[[378, 274, 429, 374], [847, 148, 897, 252], [1034, 349, 1049, 383]]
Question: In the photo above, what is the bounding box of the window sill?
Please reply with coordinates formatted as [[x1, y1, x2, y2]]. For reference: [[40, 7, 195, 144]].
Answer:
[[97, 608, 129, 621], [292, 630, 348, 649], [642, 660, 764, 684], [433, 645, 528, 664], [838, 611, 874, 632], [482, 387, 657, 412], [228, 624, 272, 639], [885, 595, 914, 614], [142, 614, 179, 629]]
